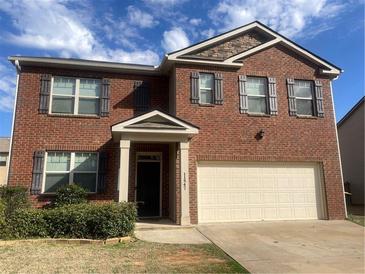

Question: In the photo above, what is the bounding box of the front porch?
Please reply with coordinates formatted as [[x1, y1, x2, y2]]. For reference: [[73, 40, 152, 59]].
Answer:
[[111, 110, 199, 225]]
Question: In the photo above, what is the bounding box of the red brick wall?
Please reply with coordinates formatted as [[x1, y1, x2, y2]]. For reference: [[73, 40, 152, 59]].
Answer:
[[8, 66, 169, 206], [174, 44, 345, 223]]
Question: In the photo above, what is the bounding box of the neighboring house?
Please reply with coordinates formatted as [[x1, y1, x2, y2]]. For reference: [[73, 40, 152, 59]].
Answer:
[[7, 21, 346, 225], [337, 97, 364, 205], [0, 137, 10, 185]]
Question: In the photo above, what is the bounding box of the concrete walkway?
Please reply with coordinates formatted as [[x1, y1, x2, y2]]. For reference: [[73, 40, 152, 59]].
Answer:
[[135, 227, 210, 244], [198, 220, 365, 273]]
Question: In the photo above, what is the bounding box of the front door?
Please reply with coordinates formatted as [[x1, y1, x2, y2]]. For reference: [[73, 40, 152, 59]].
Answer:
[[136, 154, 161, 217]]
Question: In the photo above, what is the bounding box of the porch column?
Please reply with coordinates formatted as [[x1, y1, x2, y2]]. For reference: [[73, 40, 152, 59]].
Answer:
[[118, 140, 130, 202], [180, 141, 190, 225]]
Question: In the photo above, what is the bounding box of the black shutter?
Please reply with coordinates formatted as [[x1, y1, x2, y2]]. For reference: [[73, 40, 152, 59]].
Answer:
[[97, 151, 107, 193], [268, 77, 278, 115], [100, 79, 110, 117], [238, 75, 248, 113], [39, 74, 51, 114], [214, 73, 224, 105], [314, 80, 324, 117], [133, 80, 150, 111], [191, 72, 199, 104], [31, 151, 45, 195], [287, 78, 297, 116]]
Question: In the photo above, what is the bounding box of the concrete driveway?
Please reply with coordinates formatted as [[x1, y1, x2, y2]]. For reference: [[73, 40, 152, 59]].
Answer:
[[198, 220, 364, 273]]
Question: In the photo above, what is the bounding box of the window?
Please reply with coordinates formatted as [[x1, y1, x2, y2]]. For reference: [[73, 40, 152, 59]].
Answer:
[[44, 152, 98, 193], [0, 153, 8, 166], [51, 77, 100, 115], [294, 80, 314, 116], [199, 73, 214, 104], [246, 77, 268, 114]]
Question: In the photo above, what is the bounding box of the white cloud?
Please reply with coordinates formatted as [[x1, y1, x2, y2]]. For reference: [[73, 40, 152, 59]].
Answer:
[[0, 62, 16, 112], [189, 18, 202, 26], [0, 0, 160, 65], [162, 27, 190, 52], [201, 28, 216, 39], [143, 0, 189, 6], [127, 6, 158, 28], [209, 0, 346, 37]]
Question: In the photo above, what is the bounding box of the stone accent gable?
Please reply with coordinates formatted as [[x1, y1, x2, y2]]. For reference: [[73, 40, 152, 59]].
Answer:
[[184, 30, 271, 60]]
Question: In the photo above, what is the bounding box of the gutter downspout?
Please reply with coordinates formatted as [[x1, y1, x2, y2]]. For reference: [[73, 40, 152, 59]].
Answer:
[[330, 80, 348, 218], [6, 60, 21, 185]]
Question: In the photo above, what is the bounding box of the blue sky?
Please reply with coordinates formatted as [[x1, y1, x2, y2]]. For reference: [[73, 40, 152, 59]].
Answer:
[[0, 0, 364, 137]]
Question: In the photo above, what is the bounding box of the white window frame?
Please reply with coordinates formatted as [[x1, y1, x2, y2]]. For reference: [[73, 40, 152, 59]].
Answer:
[[294, 80, 315, 116], [49, 76, 101, 116], [0, 153, 8, 166], [199, 73, 214, 105], [246, 76, 268, 114], [42, 151, 99, 194]]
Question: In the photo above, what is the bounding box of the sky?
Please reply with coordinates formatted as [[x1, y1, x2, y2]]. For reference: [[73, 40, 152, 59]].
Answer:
[[0, 0, 364, 137]]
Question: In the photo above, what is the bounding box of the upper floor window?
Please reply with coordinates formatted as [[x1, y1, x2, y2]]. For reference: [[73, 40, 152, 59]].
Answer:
[[199, 73, 214, 104], [44, 152, 98, 193], [294, 80, 314, 116], [0, 153, 8, 166], [246, 77, 268, 114], [51, 77, 101, 115]]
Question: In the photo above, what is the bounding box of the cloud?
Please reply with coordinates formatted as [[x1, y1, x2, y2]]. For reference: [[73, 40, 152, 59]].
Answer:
[[162, 27, 190, 52], [0, 62, 16, 112], [189, 18, 202, 26], [0, 0, 160, 65], [143, 0, 189, 6], [127, 6, 158, 28], [209, 0, 347, 37]]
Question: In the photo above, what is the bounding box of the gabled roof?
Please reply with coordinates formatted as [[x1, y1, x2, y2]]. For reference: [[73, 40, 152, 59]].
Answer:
[[111, 110, 199, 134], [162, 21, 342, 76], [337, 96, 365, 127]]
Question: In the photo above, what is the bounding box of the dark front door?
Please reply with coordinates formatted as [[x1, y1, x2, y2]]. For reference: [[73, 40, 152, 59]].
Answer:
[[136, 160, 160, 217]]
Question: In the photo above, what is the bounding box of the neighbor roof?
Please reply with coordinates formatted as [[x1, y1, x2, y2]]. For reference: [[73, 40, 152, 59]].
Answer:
[[9, 21, 342, 77], [337, 96, 365, 127]]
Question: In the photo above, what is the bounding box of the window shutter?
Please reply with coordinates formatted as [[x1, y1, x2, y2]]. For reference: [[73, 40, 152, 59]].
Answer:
[[133, 80, 150, 111], [31, 151, 45, 195], [39, 74, 51, 114], [287, 78, 297, 116], [214, 73, 224, 105], [191, 72, 199, 104], [268, 77, 278, 115], [100, 79, 110, 117], [238, 75, 248, 113], [97, 151, 107, 193], [314, 80, 324, 117]]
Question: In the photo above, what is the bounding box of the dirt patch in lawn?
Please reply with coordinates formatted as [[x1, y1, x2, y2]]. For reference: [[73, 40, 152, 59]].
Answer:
[[0, 238, 247, 273]]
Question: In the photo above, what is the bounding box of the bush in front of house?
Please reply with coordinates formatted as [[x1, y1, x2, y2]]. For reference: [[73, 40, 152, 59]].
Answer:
[[4, 202, 137, 240], [0, 186, 29, 218], [52, 184, 88, 208]]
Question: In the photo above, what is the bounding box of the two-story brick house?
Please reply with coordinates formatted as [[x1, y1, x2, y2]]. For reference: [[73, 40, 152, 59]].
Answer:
[[7, 21, 346, 225]]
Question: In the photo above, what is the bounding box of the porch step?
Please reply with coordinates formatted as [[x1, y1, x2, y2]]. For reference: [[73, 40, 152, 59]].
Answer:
[[135, 219, 194, 231]]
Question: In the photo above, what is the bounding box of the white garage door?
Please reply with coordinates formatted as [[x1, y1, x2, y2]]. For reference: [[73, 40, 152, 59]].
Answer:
[[197, 162, 325, 223]]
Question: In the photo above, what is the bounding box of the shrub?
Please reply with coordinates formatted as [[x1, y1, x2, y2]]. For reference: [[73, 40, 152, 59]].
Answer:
[[7, 208, 48, 239], [52, 184, 87, 207], [0, 186, 29, 218], [1, 201, 136, 240]]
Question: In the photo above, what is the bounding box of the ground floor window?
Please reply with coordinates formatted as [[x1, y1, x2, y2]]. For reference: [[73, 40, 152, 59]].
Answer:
[[44, 152, 98, 193]]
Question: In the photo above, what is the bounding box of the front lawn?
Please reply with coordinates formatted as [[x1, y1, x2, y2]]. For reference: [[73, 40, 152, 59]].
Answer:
[[347, 214, 365, 227], [0, 239, 248, 273]]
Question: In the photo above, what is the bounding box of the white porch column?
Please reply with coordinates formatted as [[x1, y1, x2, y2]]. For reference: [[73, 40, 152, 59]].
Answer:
[[118, 140, 130, 202], [180, 141, 190, 225]]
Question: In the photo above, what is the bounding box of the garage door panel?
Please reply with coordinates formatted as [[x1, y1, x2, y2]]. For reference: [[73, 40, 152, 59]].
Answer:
[[198, 162, 324, 223]]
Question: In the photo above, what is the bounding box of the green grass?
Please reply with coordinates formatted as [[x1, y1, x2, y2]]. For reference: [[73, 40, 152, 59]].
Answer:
[[0, 238, 248, 273]]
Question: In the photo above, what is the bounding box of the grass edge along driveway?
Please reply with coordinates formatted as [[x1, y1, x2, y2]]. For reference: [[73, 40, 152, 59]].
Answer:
[[0, 238, 249, 273]]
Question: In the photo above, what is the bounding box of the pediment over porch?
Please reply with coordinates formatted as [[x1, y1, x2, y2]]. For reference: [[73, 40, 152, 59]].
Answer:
[[111, 110, 199, 142]]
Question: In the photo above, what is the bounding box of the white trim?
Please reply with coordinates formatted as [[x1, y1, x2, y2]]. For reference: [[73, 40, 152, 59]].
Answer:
[[6, 65, 20, 185], [111, 110, 199, 135], [135, 152, 163, 218], [167, 22, 340, 75], [330, 81, 348, 218]]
